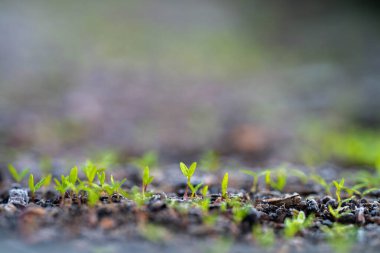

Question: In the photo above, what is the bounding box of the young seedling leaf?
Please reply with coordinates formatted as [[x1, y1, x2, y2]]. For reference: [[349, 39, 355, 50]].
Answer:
[[69, 166, 78, 184], [179, 162, 189, 177], [188, 162, 197, 177], [221, 172, 229, 198], [29, 174, 35, 190]]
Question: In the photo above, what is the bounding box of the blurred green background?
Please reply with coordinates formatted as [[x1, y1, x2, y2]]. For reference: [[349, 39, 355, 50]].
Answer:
[[1, 0, 380, 165]]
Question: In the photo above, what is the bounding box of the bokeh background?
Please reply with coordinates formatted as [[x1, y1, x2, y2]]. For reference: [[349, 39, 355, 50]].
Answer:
[[1, 0, 380, 166]]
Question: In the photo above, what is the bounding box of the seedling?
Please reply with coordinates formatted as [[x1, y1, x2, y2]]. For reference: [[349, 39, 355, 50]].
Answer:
[[188, 182, 203, 199], [54, 175, 68, 206], [328, 203, 352, 221], [85, 187, 100, 207], [105, 175, 126, 201], [332, 178, 345, 203], [142, 166, 154, 197], [28, 174, 47, 202], [199, 197, 210, 213], [83, 161, 104, 187], [221, 172, 229, 199], [284, 211, 314, 238], [231, 202, 250, 223], [179, 162, 197, 199], [262, 170, 271, 191], [201, 185, 208, 198], [66, 180, 85, 206], [43, 174, 52, 188], [69, 166, 78, 185], [270, 168, 287, 191], [240, 170, 259, 192], [8, 164, 30, 183]]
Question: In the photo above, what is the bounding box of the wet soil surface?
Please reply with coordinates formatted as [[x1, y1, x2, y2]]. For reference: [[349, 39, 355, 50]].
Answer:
[[1, 165, 380, 253]]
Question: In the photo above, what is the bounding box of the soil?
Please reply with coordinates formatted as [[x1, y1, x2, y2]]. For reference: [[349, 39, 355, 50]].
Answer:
[[1, 164, 380, 253]]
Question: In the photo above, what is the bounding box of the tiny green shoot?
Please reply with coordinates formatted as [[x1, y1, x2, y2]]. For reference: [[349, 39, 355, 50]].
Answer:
[[332, 178, 345, 203], [179, 162, 197, 199], [240, 170, 259, 192], [284, 211, 314, 238], [8, 164, 29, 183], [142, 166, 154, 197], [29, 174, 46, 202], [221, 172, 229, 199], [188, 182, 203, 199]]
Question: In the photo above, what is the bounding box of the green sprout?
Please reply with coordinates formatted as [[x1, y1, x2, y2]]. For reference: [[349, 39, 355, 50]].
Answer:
[[231, 202, 250, 223], [54, 175, 68, 206], [179, 162, 197, 200], [332, 178, 345, 203], [284, 211, 314, 238], [270, 167, 287, 191], [263, 170, 271, 191], [201, 185, 209, 198], [66, 180, 84, 206], [142, 166, 154, 197], [29, 174, 47, 202], [199, 197, 210, 213], [85, 188, 100, 207], [188, 182, 203, 199], [69, 166, 78, 185], [327, 202, 352, 221], [104, 175, 126, 201], [221, 172, 229, 199], [240, 170, 259, 192], [8, 164, 30, 183], [83, 161, 103, 187], [43, 174, 52, 188]]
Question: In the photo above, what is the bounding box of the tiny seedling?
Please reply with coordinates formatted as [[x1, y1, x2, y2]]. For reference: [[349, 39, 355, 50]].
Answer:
[[54, 175, 68, 206], [104, 175, 126, 201], [69, 166, 78, 185], [199, 197, 210, 213], [240, 170, 259, 192], [270, 167, 287, 191], [8, 164, 30, 183], [201, 185, 208, 198], [328, 203, 352, 221], [232, 202, 250, 223], [284, 211, 314, 238], [179, 162, 197, 199], [85, 188, 100, 207], [221, 172, 229, 199], [142, 166, 154, 197], [332, 178, 345, 203], [261, 170, 271, 191], [67, 180, 85, 206], [43, 174, 52, 188], [83, 161, 104, 186], [29, 174, 46, 202], [188, 182, 203, 199]]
